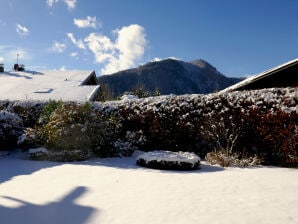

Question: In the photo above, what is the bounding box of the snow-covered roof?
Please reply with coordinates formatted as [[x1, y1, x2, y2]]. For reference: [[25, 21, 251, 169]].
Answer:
[[0, 70, 100, 101], [221, 58, 298, 93]]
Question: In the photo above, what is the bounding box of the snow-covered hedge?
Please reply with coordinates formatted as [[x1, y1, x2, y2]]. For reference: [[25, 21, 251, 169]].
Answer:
[[136, 151, 200, 170], [0, 88, 297, 165], [109, 88, 297, 155]]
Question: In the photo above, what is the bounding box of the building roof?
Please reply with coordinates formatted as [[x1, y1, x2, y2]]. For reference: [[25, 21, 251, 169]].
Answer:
[[0, 70, 100, 102], [221, 58, 298, 93]]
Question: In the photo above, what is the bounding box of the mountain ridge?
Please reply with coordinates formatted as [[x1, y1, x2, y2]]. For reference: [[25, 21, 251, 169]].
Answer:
[[98, 59, 242, 99]]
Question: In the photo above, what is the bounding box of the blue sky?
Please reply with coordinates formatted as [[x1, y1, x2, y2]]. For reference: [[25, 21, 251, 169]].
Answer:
[[0, 0, 297, 77]]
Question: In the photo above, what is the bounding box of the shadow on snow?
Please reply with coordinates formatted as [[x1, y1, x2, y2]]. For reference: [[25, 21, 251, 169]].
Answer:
[[0, 150, 224, 185], [0, 186, 97, 224]]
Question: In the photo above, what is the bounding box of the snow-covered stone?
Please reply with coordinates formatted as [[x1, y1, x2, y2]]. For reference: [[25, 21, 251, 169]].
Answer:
[[28, 147, 49, 160], [136, 150, 200, 170], [29, 147, 49, 154]]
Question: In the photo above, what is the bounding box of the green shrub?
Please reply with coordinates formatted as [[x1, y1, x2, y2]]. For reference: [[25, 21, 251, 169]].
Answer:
[[41, 102, 128, 159], [43, 102, 93, 155], [38, 100, 62, 125]]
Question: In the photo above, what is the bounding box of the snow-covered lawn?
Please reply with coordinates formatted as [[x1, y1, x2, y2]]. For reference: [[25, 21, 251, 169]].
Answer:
[[0, 150, 297, 224]]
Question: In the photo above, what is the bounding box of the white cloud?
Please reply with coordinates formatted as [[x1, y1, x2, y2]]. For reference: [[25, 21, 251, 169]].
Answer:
[[64, 0, 76, 9], [70, 52, 78, 57], [46, 0, 59, 7], [67, 33, 86, 49], [51, 41, 66, 53], [16, 24, 29, 37], [46, 0, 76, 10], [84, 33, 114, 62], [115, 24, 146, 71], [84, 24, 147, 74], [74, 16, 99, 29]]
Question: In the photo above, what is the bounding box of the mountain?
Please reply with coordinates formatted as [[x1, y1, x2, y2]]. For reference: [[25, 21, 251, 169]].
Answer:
[[97, 59, 242, 98]]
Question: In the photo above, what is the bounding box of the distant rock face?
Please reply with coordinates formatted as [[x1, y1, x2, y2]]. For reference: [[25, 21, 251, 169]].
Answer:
[[97, 59, 242, 98]]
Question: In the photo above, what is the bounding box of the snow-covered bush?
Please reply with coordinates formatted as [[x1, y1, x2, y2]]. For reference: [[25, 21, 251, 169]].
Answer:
[[112, 130, 147, 157], [136, 150, 200, 170], [10, 102, 43, 127], [18, 127, 46, 150], [89, 111, 124, 157], [0, 110, 24, 150]]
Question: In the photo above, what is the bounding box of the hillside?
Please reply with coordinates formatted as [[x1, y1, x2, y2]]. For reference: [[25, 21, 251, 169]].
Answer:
[[97, 59, 242, 98]]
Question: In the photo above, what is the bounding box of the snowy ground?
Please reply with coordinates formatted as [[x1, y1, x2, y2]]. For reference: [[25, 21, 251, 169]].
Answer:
[[0, 150, 297, 224]]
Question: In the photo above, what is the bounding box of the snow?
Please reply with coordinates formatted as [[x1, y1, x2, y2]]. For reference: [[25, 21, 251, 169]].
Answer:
[[28, 148, 49, 154], [0, 110, 21, 121], [120, 94, 139, 101], [0, 70, 100, 102], [0, 150, 297, 224], [137, 150, 200, 166], [0, 151, 9, 157]]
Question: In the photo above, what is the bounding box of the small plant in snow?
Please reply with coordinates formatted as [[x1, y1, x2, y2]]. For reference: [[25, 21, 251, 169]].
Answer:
[[205, 149, 261, 167], [200, 109, 245, 154]]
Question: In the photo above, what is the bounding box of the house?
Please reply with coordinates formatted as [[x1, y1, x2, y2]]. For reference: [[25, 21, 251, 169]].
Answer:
[[221, 58, 298, 92], [0, 68, 102, 102]]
